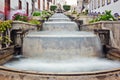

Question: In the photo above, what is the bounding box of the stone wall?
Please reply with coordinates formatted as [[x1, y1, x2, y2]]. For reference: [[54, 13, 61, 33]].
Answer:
[[0, 67, 120, 80], [81, 21, 120, 49], [78, 16, 93, 24], [12, 21, 37, 31], [0, 46, 14, 65], [11, 21, 38, 46]]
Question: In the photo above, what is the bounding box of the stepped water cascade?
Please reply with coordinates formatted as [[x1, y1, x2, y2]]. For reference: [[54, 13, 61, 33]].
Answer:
[[4, 13, 120, 73]]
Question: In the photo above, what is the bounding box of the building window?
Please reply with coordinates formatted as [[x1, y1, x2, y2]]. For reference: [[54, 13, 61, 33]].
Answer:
[[98, 0, 100, 8], [102, 0, 105, 6], [114, 0, 118, 2], [26, 2, 29, 16], [38, 0, 40, 9], [19, 0, 22, 9], [107, 0, 111, 5]]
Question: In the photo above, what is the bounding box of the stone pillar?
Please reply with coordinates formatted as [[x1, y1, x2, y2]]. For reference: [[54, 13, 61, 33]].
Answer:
[[43, 0, 45, 10], [38, 0, 40, 9], [4, 0, 10, 20], [47, 1, 49, 10], [32, 0, 35, 13]]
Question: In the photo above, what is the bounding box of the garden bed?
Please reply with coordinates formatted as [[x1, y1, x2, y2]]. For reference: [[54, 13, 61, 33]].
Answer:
[[12, 21, 38, 31]]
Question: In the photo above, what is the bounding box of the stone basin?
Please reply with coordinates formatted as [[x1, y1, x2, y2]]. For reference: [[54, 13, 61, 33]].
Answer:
[[0, 64, 120, 80], [42, 21, 79, 31], [0, 13, 120, 80], [48, 18, 71, 21], [50, 13, 69, 18], [0, 32, 119, 80]]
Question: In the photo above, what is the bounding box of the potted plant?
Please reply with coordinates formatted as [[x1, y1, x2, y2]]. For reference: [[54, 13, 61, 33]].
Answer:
[[50, 5, 57, 12], [63, 5, 71, 12]]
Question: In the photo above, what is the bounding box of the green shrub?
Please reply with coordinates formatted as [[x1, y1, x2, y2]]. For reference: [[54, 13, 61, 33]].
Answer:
[[12, 13, 29, 22], [50, 5, 57, 11], [84, 9, 88, 15], [72, 10, 77, 14], [42, 10, 51, 17], [28, 19, 41, 25], [89, 10, 116, 23], [0, 20, 12, 33], [0, 20, 12, 44], [63, 5, 71, 11], [32, 11, 41, 16]]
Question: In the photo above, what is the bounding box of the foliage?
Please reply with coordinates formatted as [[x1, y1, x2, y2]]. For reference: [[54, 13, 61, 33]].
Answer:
[[32, 11, 41, 16], [12, 13, 29, 22], [0, 20, 13, 44], [0, 20, 12, 33], [32, 10, 53, 20], [42, 10, 51, 17], [63, 5, 71, 11], [50, 5, 57, 11], [28, 19, 41, 25], [2, 35, 12, 45], [89, 10, 116, 23], [41, 10, 52, 20], [72, 10, 77, 14], [84, 9, 88, 15]]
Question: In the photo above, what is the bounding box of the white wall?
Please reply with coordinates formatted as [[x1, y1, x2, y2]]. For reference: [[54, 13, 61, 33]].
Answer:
[[89, 0, 120, 15], [0, 0, 5, 12], [40, 0, 43, 10], [10, 0, 32, 18], [11, 0, 19, 10], [35, 0, 38, 10]]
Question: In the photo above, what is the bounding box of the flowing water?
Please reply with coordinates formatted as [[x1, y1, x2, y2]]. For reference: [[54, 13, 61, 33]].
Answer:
[[4, 13, 120, 73], [4, 57, 120, 72], [22, 31, 103, 60]]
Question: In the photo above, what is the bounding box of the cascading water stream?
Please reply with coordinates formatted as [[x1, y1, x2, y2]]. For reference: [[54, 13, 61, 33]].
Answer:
[[4, 13, 120, 73]]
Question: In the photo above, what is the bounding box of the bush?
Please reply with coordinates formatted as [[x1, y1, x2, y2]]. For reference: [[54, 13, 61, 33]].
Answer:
[[0, 20, 12, 33], [72, 10, 77, 14], [50, 5, 57, 11], [12, 13, 29, 22], [0, 20, 12, 44], [32, 11, 41, 16], [63, 5, 71, 11], [28, 19, 41, 25], [89, 10, 116, 23], [84, 9, 88, 15]]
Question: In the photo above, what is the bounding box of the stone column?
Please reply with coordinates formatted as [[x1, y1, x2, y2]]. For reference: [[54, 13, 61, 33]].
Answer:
[[47, 1, 49, 10], [43, 0, 45, 10], [32, 0, 35, 13], [38, 0, 40, 10], [4, 0, 10, 20]]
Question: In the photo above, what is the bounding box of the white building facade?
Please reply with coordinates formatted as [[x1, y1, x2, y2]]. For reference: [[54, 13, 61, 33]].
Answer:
[[0, 0, 55, 19], [88, 0, 120, 15], [77, 0, 83, 13]]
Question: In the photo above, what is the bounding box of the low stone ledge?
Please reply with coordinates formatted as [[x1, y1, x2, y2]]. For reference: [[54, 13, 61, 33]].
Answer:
[[81, 21, 120, 49], [12, 21, 37, 31], [0, 46, 14, 65], [107, 48, 120, 60], [0, 66, 120, 80]]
